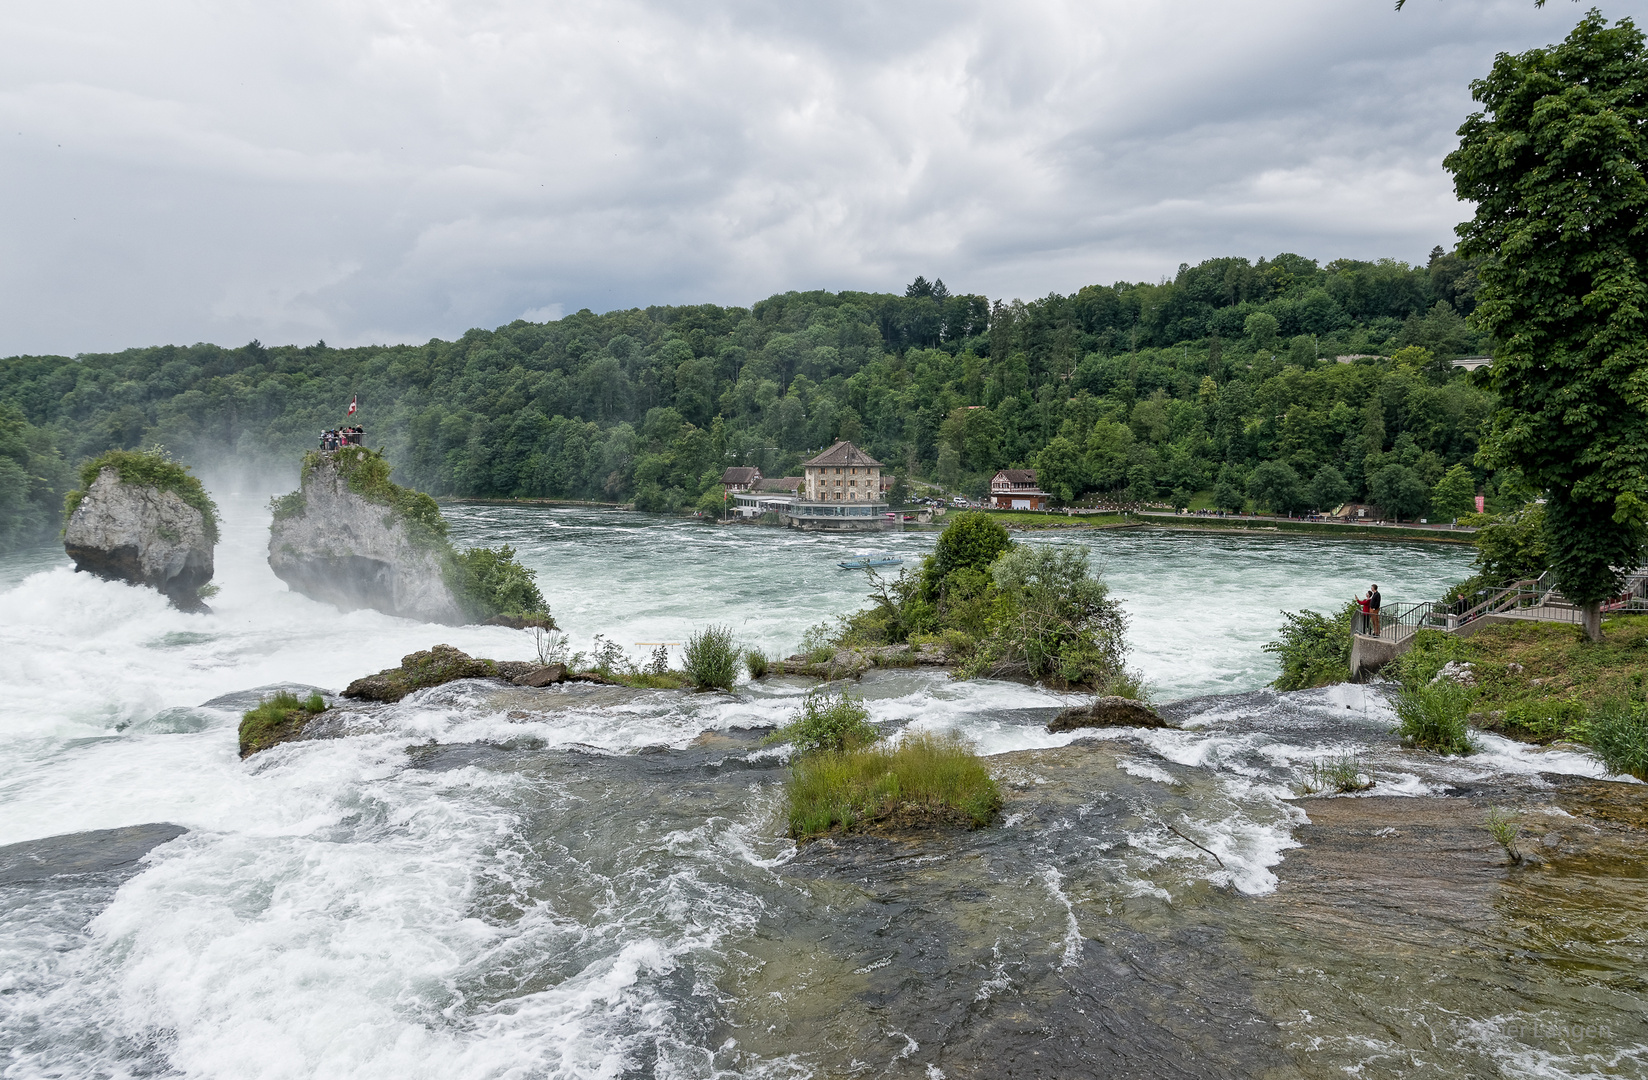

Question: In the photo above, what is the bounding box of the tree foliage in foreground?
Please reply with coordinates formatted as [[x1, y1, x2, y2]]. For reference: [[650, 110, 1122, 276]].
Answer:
[[1446, 11, 1648, 637]]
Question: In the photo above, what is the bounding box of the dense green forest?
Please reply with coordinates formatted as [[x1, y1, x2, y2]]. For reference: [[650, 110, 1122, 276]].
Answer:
[[0, 249, 1501, 553]]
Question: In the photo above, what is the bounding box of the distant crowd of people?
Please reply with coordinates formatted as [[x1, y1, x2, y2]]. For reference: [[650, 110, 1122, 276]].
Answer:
[[320, 426, 364, 450]]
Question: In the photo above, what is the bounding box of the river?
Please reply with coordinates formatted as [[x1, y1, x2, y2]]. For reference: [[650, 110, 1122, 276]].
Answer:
[[1, 494, 1642, 1078]]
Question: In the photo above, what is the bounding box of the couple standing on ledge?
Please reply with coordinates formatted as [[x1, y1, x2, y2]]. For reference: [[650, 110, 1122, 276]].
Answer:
[[1356, 584, 1383, 635]]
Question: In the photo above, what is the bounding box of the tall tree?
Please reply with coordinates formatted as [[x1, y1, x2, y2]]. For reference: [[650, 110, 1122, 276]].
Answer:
[[1445, 12, 1648, 639]]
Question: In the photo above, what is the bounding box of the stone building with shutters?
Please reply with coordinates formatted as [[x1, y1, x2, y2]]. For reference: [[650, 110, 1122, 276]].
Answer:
[[780, 441, 891, 531]]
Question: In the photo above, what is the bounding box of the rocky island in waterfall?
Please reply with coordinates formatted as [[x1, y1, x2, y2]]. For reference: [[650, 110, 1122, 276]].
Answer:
[[62, 450, 219, 612], [268, 445, 552, 626]]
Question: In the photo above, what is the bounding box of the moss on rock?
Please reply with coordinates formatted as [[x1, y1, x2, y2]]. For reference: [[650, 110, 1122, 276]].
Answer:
[[239, 691, 328, 758], [65, 449, 220, 544], [342, 644, 501, 703]]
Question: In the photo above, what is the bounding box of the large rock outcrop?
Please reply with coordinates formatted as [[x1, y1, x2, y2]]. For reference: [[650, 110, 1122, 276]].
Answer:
[[64, 464, 216, 611], [268, 451, 468, 623]]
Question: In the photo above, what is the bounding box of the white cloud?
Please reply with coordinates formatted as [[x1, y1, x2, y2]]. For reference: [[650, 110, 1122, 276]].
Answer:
[[0, 0, 1586, 354]]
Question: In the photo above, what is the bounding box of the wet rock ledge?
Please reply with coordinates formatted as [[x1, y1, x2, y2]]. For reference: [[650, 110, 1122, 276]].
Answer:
[[239, 646, 608, 757]]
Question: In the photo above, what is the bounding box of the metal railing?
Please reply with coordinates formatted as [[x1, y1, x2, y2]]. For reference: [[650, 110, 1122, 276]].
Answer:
[[1365, 568, 1648, 639], [1353, 601, 1433, 641]]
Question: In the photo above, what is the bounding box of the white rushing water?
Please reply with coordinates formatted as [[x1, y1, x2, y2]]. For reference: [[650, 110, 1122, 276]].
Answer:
[[2, 490, 1630, 1079]]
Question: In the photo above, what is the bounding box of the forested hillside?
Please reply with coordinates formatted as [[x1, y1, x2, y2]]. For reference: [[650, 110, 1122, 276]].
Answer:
[[0, 250, 1500, 552]]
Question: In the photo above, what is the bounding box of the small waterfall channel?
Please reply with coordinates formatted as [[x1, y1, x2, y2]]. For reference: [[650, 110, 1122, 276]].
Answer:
[[1, 497, 1642, 1078]]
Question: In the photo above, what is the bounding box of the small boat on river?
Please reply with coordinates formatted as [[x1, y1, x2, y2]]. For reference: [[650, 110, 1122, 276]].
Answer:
[[838, 553, 904, 570]]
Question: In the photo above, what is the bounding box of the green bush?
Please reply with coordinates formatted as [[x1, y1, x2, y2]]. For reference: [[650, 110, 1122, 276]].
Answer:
[[797, 622, 839, 664], [959, 543, 1129, 689], [1105, 668, 1149, 701], [238, 690, 327, 757], [269, 490, 306, 521], [66, 449, 220, 544], [918, 511, 1011, 604], [786, 731, 1002, 839], [1264, 603, 1355, 690], [1496, 697, 1587, 743], [1300, 753, 1374, 794], [449, 544, 549, 621], [1587, 700, 1648, 780], [771, 688, 880, 755], [1395, 681, 1479, 755], [1387, 628, 1472, 692], [683, 624, 739, 690], [811, 513, 1132, 690], [746, 649, 769, 678]]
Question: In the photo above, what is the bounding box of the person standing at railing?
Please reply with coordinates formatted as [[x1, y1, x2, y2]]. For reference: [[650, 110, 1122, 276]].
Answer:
[[1355, 592, 1372, 635], [1369, 584, 1382, 635]]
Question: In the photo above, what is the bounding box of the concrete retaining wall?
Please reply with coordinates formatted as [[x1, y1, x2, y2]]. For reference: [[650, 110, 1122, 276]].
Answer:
[[1350, 633, 1408, 681]]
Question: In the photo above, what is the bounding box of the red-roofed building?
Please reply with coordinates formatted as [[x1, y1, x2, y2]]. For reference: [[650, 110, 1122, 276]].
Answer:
[[990, 469, 1048, 510], [721, 466, 762, 493]]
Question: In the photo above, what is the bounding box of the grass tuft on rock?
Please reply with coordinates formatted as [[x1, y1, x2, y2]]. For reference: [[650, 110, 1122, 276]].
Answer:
[[786, 731, 1003, 839], [745, 648, 769, 679], [1587, 699, 1648, 781], [1300, 752, 1375, 794], [239, 691, 327, 758], [683, 624, 738, 690], [1485, 806, 1523, 865], [65, 449, 220, 544], [1395, 681, 1479, 755]]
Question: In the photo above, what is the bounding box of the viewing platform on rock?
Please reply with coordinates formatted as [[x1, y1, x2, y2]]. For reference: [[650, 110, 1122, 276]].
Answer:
[[1350, 569, 1648, 679]]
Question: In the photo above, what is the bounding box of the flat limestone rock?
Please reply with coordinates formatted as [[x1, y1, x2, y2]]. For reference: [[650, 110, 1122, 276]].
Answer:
[[769, 643, 953, 679], [0, 824, 188, 886], [64, 468, 214, 611], [511, 663, 567, 687], [1047, 695, 1168, 732]]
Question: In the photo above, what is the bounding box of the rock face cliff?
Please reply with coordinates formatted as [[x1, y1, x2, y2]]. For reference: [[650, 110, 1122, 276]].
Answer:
[[64, 464, 216, 611], [268, 451, 469, 623]]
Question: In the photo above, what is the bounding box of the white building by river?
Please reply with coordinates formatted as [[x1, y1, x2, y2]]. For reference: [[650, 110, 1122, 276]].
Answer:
[[780, 440, 891, 531]]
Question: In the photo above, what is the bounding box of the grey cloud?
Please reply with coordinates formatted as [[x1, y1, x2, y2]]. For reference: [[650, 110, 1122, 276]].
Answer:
[[0, 0, 1595, 355]]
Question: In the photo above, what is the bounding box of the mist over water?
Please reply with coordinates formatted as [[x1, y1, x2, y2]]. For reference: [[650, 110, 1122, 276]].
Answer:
[[3, 489, 1640, 1079]]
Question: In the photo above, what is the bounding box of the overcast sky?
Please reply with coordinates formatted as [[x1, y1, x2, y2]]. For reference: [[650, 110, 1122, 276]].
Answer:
[[0, 0, 1625, 356]]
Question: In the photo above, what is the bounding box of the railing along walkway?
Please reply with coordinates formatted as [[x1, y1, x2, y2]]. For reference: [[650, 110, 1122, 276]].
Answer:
[[1357, 569, 1648, 641]]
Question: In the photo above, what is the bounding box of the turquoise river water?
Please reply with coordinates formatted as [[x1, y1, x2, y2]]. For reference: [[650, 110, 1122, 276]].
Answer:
[[1, 493, 1643, 1079]]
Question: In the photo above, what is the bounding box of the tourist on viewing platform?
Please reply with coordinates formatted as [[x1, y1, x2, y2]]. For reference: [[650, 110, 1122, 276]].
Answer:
[[1355, 592, 1372, 635], [1369, 584, 1382, 635]]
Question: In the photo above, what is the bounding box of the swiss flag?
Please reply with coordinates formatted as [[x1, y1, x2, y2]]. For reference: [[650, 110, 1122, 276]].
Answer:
[[347, 396, 358, 416]]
